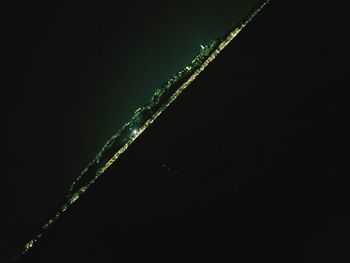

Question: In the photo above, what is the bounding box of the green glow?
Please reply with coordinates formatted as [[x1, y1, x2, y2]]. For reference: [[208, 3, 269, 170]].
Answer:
[[19, 1, 271, 260]]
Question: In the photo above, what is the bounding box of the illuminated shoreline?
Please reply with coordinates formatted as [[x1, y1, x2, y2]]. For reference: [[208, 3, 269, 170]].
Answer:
[[18, 1, 270, 260]]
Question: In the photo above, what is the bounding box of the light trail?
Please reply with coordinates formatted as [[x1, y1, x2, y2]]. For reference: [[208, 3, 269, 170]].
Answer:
[[17, 1, 271, 261]]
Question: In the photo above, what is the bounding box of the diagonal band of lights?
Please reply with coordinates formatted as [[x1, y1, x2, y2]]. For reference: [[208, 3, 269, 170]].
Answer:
[[18, 1, 270, 261]]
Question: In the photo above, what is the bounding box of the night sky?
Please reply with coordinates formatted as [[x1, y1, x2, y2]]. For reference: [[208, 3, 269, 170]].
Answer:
[[4, 1, 348, 262], [5, 0, 257, 250]]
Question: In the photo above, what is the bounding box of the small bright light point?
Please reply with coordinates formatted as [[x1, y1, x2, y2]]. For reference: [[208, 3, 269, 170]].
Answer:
[[133, 129, 138, 134]]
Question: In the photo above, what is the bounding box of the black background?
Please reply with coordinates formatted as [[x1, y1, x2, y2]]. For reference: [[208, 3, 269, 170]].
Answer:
[[4, 1, 348, 262]]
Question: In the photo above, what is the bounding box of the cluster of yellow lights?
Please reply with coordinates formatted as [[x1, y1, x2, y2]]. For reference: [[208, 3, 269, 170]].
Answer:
[[21, 0, 270, 259]]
